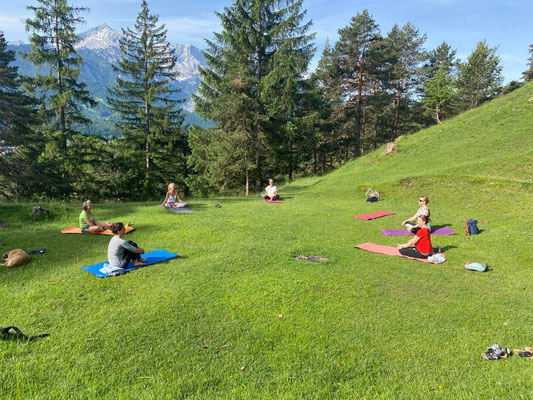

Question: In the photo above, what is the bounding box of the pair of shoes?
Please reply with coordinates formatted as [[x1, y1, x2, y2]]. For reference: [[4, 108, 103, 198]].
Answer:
[[482, 344, 510, 360], [513, 347, 533, 359], [26, 248, 46, 255], [215, 203, 221, 208]]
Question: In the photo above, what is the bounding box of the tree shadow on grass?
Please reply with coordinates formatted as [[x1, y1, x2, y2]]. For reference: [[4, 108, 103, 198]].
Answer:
[[282, 180, 322, 196]]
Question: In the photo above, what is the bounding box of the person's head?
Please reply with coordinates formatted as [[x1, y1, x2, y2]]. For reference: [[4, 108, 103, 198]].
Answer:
[[418, 196, 429, 206], [417, 214, 430, 226], [82, 200, 92, 211], [111, 222, 125, 235], [268, 178, 274, 185], [168, 183, 175, 192]]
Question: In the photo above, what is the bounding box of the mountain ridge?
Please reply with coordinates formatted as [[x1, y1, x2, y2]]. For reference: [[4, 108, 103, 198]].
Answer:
[[8, 24, 210, 135]]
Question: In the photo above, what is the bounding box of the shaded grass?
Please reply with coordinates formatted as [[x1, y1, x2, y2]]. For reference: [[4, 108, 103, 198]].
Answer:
[[0, 84, 532, 399]]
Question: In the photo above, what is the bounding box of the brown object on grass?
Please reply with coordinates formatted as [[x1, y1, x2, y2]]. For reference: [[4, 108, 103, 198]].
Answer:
[[513, 349, 533, 359], [1, 249, 30, 268]]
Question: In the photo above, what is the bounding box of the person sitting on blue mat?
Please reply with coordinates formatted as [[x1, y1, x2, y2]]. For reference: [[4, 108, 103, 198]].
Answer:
[[397, 215, 433, 259], [108, 222, 146, 269]]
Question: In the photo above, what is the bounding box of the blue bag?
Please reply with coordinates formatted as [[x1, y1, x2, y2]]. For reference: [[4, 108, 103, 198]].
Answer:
[[467, 219, 479, 235]]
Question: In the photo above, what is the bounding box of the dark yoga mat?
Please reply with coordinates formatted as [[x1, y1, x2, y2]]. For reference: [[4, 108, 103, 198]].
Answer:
[[169, 208, 193, 214]]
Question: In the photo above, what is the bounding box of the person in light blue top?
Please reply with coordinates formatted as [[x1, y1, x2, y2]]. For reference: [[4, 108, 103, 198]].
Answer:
[[401, 196, 431, 233], [107, 222, 146, 270]]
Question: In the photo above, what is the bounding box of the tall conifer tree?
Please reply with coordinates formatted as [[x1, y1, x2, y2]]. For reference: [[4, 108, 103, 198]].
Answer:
[[334, 10, 381, 157], [385, 23, 427, 138], [23, 0, 95, 150], [193, 0, 314, 193], [107, 0, 185, 195], [0, 31, 44, 197], [457, 41, 502, 109]]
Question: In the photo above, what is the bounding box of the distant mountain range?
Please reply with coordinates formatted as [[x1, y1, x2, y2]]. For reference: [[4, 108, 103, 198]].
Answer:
[[8, 24, 210, 137]]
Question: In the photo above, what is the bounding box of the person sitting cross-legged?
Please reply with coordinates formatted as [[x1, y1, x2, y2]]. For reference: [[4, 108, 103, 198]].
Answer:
[[397, 215, 433, 259], [79, 200, 111, 234], [263, 178, 280, 201]]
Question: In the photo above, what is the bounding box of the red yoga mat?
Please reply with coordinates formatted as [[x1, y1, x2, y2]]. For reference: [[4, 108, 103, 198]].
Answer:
[[354, 211, 395, 220], [355, 242, 438, 263], [61, 226, 135, 235]]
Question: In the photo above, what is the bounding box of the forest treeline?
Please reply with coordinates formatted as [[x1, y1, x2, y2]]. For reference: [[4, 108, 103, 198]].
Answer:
[[1, 0, 532, 200]]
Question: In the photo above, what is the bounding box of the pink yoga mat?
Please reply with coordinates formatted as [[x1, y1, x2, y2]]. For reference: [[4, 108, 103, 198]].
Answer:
[[354, 211, 395, 220], [381, 227, 457, 236], [355, 242, 438, 263], [265, 200, 283, 203]]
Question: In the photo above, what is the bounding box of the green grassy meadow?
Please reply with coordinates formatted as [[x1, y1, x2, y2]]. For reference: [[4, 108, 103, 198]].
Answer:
[[1, 83, 532, 399]]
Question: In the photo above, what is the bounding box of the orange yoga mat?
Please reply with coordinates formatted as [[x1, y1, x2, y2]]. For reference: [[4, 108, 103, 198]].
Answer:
[[355, 242, 438, 263], [61, 226, 135, 235]]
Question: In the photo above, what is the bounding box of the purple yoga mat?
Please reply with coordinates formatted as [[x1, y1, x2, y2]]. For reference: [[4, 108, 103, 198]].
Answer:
[[381, 227, 457, 236]]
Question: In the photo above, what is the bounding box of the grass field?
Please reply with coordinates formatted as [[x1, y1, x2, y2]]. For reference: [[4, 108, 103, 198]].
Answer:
[[1, 83, 532, 399]]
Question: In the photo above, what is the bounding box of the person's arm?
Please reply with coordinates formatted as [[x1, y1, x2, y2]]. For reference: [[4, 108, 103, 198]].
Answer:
[[176, 191, 183, 202], [83, 217, 94, 227], [398, 235, 420, 249], [161, 192, 169, 206], [401, 209, 420, 226], [120, 240, 145, 254]]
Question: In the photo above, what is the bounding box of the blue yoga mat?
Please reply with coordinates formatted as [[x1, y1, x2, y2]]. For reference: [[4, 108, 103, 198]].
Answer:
[[81, 249, 179, 278]]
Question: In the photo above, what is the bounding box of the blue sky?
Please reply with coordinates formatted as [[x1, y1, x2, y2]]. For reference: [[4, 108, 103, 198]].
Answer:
[[1, 0, 531, 82]]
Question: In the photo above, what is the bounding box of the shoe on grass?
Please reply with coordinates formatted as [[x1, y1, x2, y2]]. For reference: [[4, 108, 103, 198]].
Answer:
[[514, 348, 533, 359], [482, 344, 510, 360]]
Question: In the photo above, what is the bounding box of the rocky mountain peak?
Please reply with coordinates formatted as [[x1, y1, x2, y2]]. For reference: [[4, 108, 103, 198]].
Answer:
[[76, 23, 121, 50]]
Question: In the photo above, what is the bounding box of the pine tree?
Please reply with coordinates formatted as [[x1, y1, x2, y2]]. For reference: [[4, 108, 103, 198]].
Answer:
[[385, 23, 427, 138], [193, 0, 315, 193], [523, 44, 533, 82], [457, 41, 503, 109], [23, 0, 95, 150], [0, 31, 45, 197], [421, 64, 457, 123], [107, 0, 185, 195], [424, 42, 457, 80], [334, 10, 381, 157]]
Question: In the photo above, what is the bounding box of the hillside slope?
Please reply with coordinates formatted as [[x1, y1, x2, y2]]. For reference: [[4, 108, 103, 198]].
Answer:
[[0, 84, 532, 399], [287, 82, 533, 197]]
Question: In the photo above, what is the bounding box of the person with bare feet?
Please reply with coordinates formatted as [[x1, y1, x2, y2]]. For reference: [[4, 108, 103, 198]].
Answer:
[[262, 179, 280, 201], [107, 222, 146, 270], [79, 200, 111, 234], [161, 183, 188, 209]]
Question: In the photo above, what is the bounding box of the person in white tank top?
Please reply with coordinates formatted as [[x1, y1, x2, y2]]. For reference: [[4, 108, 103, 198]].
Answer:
[[161, 183, 188, 208]]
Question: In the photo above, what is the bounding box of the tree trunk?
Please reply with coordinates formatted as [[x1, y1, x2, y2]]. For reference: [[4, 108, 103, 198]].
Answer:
[[54, 13, 66, 147], [436, 104, 441, 124]]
